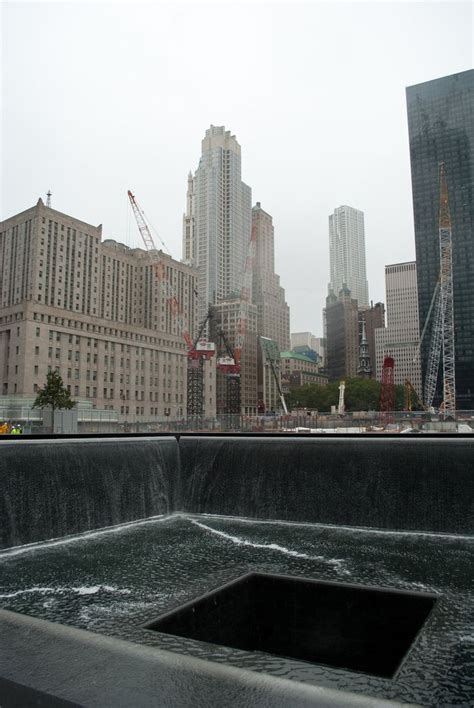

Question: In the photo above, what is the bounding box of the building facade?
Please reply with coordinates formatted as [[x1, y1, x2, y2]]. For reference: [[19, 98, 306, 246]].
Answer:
[[406, 69, 474, 408], [184, 125, 252, 328], [252, 202, 290, 351], [375, 261, 422, 395], [211, 297, 258, 416], [0, 199, 208, 421], [258, 336, 283, 413], [325, 286, 359, 381], [328, 205, 369, 307], [280, 351, 328, 394], [359, 302, 385, 379], [290, 332, 325, 365]]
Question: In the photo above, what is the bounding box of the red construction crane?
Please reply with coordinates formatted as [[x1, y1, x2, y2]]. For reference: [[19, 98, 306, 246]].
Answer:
[[128, 190, 194, 349], [127, 190, 215, 417]]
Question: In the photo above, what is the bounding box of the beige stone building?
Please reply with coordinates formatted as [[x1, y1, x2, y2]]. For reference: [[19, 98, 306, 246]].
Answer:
[[279, 351, 328, 393], [375, 261, 422, 395], [0, 198, 215, 421], [252, 203, 290, 351]]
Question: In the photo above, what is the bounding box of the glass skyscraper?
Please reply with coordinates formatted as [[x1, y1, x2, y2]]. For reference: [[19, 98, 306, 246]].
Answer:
[[406, 69, 474, 409]]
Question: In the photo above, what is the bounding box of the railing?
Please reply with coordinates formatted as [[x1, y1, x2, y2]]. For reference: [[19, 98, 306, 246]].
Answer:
[[0, 408, 472, 435]]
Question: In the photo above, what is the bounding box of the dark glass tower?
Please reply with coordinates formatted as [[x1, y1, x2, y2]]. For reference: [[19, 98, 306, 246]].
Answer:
[[406, 70, 474, 409]]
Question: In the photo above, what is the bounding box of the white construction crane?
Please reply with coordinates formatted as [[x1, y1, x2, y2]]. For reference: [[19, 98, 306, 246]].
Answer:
[[423, 163, 456, 418]]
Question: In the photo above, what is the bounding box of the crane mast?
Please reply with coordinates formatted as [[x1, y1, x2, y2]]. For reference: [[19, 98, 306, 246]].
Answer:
[[422, 164, 456, 417]]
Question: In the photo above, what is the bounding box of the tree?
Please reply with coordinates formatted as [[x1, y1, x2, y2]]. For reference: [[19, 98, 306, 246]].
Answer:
[[286, 378, 406, 413], [33, 370, 75, 430]]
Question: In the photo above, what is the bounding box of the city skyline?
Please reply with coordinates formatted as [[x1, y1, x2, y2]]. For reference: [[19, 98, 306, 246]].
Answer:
[[1, 3, 472, 336]]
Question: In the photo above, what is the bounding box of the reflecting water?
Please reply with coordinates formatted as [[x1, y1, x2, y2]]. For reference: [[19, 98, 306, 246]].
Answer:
[[1, 514, 473, 706]]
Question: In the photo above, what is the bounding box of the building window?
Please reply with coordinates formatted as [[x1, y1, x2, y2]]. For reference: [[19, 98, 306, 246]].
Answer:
[[36, 327, 40, 337], [35, 346, 39, 355]]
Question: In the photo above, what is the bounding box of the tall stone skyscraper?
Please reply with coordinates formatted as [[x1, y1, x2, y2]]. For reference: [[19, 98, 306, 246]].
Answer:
[[375, 261, 421, 394], [406, 69, 474, 408], [252, 202, 290, 351], [328, 205, 369, 307], [183, 125, 252, 327]]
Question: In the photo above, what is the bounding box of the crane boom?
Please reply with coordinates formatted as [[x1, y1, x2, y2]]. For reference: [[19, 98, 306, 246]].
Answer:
[[128, 190, 193, 350]]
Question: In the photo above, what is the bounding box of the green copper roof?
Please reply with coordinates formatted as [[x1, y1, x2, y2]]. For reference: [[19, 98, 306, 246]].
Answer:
[[280, 351, 316, 363]]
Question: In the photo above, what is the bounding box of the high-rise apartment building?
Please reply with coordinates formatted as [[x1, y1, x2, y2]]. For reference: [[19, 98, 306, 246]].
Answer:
[[0, 199, 205, 420], [406, 69, 474, 408], [328, 205, 369, 307], [184, 125, 252, 327], [252, 202, 290, 351], [375, 261, 421, 394], [325, 286, 359, 381]]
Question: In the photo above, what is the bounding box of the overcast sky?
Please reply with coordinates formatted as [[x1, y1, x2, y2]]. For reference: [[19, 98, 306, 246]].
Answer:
[[2, 1, 473, 334]]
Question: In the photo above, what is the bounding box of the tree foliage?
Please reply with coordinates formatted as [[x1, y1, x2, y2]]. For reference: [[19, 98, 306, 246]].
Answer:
[[32, 370, 75, 412], [285, 378, 406, 412]]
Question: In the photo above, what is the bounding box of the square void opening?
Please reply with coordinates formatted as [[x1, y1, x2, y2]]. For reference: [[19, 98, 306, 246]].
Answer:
[[145, 572, 436, 678]]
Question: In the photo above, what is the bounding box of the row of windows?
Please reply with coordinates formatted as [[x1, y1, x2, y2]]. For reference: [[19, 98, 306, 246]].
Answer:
[[30, 312, 186, 349]]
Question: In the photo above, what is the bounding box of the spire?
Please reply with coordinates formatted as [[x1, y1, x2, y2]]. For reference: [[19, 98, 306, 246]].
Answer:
[[46, 190, 52, 207], [358, 317, 372, 379]]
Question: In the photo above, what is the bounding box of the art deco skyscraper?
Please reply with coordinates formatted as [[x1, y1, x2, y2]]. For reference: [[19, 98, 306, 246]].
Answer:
[[183, 126, 252, 326], [328, 205, 369, 307], [406, 69, 474, 409]]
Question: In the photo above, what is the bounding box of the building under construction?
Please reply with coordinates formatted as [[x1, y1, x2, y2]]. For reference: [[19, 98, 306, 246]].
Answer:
[[211, 297, 258, 417]]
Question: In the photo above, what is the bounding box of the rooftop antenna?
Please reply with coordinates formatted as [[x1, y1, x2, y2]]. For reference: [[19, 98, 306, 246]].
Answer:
[[46, 190, 52, 207]]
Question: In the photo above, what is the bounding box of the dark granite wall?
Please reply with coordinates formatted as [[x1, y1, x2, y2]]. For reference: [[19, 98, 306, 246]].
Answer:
[[178, 436, 474, 535], [1, 435, 473, 548], [0, 437, 179, 549]]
